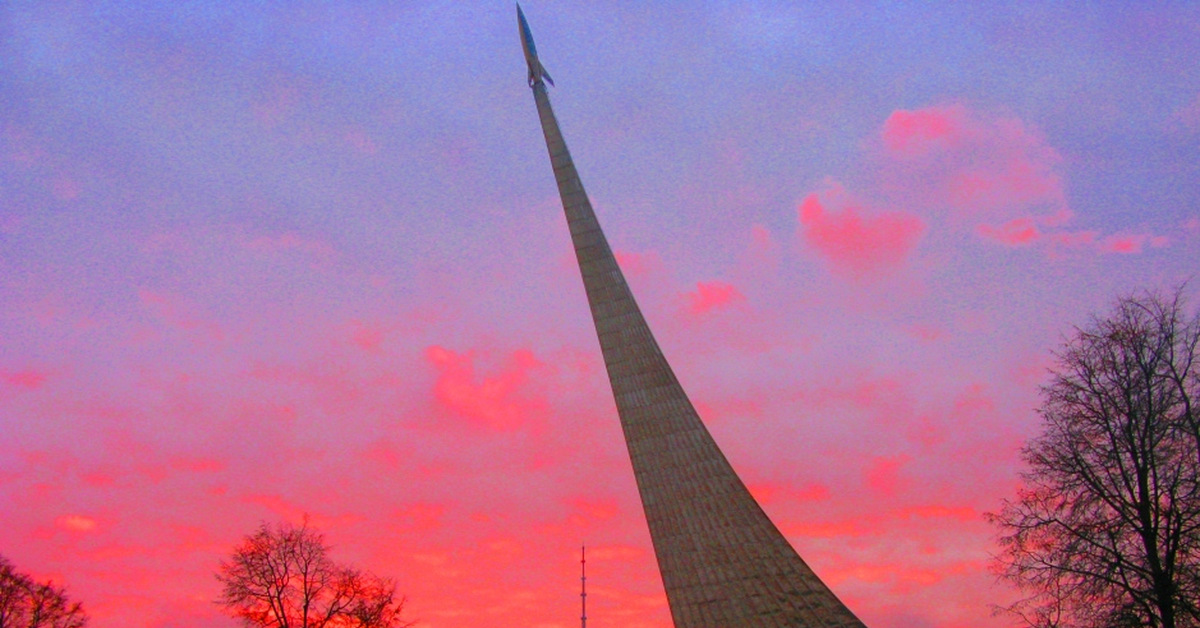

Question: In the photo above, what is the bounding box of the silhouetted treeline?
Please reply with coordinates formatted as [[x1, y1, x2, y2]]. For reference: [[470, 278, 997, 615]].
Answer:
[[0, 555, 87, 628]]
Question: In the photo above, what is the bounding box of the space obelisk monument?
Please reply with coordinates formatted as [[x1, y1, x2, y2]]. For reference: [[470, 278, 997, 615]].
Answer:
[[519, 7, 867, 627]]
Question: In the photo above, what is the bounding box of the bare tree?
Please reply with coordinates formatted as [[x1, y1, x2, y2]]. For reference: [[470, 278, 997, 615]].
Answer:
[[0, 555, 87, 628], [216, 520, 413, 628], [989, 286, 1200, 628]]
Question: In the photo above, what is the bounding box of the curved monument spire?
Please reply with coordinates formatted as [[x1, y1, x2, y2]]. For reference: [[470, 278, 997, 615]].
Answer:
[[518, 7, 867, 627]]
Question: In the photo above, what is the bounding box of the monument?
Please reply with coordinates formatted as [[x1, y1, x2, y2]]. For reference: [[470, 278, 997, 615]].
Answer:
[[519, 7, 867, 627]]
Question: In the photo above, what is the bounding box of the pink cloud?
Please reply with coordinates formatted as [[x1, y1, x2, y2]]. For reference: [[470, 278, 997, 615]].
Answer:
[[424, 346, 546, 431], [82, 471, 117, 488], [239, 494, 359, 530], [614, 249, 660, 278], [748, 481, 830, 505], [242, 493, 306, 521], [479, 536, 524, 563], [587, 545, 645, 562], [362, 438, 405, 470], [977, 217, 1040, 246], [91, 432, 227, 486], [877, 105, 1172, 260], [683, 280, 745, 315], [349, 319, 386, 352], [750, 224, 775, 253], [946, 159, 1060, 217], [905, 414, 947, 449], [567, 496, 620, 521], [783, 518, 870, 539], [1048, 229, 1097, 248], [793, 375, 912, 416], [392, 502, 446, 532], [1100, 233, 1170, 254], [951, 384, 996, 418], [1039, 229, 1168, 256], [882, 106, 966, 155], [55, 514, 98, 533], [1, 368, 49, 389], [1103, 235, 1143, 254], [880, 104, 1066, 224], [865, 454, 911, 497], [898, 505, 978, 522], [798, 192, 925, 280], [905, 324, 948, 343], [169, 455, 224, 474], [745, 224, 780, 270]]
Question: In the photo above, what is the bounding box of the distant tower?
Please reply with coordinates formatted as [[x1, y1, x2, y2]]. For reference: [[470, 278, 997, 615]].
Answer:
[[518, 6, 867, 628], [581, 545, 587, 628]]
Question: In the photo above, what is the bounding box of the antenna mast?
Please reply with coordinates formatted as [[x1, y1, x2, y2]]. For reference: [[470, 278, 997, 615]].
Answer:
[[581, 544, 587, 628]]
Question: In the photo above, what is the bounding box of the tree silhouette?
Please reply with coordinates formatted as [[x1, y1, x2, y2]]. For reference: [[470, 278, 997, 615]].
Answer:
[[990, 286, 1200, 628], [217, 520, 413, 628], [0, 555, 87, 628]]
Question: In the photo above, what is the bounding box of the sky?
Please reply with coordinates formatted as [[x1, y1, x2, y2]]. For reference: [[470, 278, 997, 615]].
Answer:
[[2, 2, 1199, 627]]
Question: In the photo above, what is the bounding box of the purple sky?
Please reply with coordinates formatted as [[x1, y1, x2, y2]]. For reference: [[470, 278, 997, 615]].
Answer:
[[2, 2, 1199, 627]]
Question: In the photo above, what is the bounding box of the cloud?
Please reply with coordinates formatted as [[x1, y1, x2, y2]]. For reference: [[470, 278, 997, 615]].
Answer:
[[897, 504, 978, 522], [566, 496, 620, 522], [683, 280, 745, 315], [1037, 229, 1170, 256], [905, 324, 948, 343], [614, 249, 661, 279], [55, 514, 98, 533], [979, 221, 1169, 256], [424, 346, 547, 431], [798, 190, 925, 281], [880, 104, 1171, 256], [881, 104, 1067, 222], [240, 493, 360, 529], [348, 319, 386, 352], [169, 455, 225, 474], [744, 223, 781, 271], [748, 481, 830, 505], [392, 502, 446, 533], [882, 107, 966, 155], [587, 545, 645, 562], [750, 224, 775, 253], [1, 368, 49, 390], [783, 518, 871, 539], [1100, 233, 1170, 254], [865, 454, 911, 497], [977, 217, 1039, 246]]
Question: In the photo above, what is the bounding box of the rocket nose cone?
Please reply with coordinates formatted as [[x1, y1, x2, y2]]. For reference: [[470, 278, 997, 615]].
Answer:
[[517, 5, 538, 59], [517, 4, 529, 37]]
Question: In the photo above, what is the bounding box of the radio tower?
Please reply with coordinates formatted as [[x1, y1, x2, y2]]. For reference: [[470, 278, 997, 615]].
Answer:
[[580, 545, 587, 628]]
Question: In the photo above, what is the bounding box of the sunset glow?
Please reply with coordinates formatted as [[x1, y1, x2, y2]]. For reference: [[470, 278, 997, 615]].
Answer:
[[2, 3, 1199, 628]]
